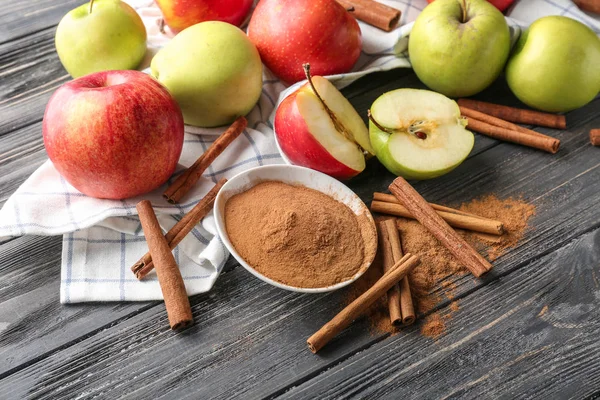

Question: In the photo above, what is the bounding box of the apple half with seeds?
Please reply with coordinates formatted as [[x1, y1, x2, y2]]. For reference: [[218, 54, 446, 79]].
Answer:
[[368, 89, 474, 180], [274, 65, 374, 179]]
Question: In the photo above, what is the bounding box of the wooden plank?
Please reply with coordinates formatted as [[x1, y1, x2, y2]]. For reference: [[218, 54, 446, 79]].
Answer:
[[0, 122, 47, 205], [0, 68, 503, 381], [0, 235, 156, 378], [0, 260, 383, 399], [0, 5, 598, 395], [0, 0, 84, 45], [0, 28, 69, 136], [1, 109, 600, 397], [2, 206, 600, 399], [283, 227, 600, 399], [0, 67, 598, 394]]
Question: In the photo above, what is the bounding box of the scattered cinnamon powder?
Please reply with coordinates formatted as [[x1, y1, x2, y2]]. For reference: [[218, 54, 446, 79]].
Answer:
[[421, 314, 446, 338], [342, 194, 536, 339], [225, 181, 367, 288], [461, 195, 536, 261]]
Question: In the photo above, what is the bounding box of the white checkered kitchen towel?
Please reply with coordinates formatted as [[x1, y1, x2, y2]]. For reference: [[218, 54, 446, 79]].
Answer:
[[0, 0, 598, 302]]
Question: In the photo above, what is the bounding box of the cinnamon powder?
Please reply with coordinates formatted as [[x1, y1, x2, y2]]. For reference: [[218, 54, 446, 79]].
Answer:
[[225, 181, 367, 288], [343, 194, 536, 339]]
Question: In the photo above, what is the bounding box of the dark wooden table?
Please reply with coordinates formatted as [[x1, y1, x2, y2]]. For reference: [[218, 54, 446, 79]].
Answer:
[[2, 1, 600, 399]]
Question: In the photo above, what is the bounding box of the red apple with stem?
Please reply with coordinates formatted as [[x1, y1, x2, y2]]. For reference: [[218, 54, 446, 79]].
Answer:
[[248, 0, 362, 84], [275, 64, 373, 179], [43, 70, 184, 199], [156, 0, 253, 33]]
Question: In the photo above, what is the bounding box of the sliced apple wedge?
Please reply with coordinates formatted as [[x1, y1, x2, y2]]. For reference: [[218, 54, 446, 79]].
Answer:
[[274, 69, 373, 179], [369, 89, 474, 180]]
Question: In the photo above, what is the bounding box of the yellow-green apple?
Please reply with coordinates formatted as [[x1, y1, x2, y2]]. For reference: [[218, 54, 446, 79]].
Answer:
[[42, 71, 184, 199], [274, 67, 373, 179], [151, 21, 262, 127], [55, 0, 147, 78], [408, 0, 510, 97], [506, 16, 600, 112], [369, 89, 474, 179], [155, 0, 253, 33], [248, 0, 361, 84]]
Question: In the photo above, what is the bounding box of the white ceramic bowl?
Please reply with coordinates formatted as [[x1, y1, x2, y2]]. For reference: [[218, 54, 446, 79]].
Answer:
[[214, 165, 378, 293]]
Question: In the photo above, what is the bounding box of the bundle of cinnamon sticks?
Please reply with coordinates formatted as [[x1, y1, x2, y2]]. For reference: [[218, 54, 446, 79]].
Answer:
[[307, 176, 500, 353], [458, 99, 564, 154]]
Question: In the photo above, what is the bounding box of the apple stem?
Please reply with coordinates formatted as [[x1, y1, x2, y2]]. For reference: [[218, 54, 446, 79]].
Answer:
[[302, 63, 370, 155], [159, 18, 166, 34], [367, 110, 428, 140], [89, 0, 94, 14], [346, 6, 355, 12], [460, 0, 467, 23]]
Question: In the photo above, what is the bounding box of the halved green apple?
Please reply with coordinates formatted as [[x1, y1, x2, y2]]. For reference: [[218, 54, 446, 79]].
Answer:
[[369, 89, 474, 180]]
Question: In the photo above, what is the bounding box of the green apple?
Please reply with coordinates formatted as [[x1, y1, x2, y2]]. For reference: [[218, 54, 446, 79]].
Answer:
[[369, 89, 474, 179], [55, 0, 147, 78], [506, 16, 600, 112], [151, 21, 263, 127], [408, 0, 510, 98]]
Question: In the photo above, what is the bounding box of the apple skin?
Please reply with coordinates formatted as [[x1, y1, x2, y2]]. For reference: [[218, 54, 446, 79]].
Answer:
[[151, 21, 263, 127], [275, 93, 361, 179], [42, 70, 184, 200], [505, 16, 600, 112], [409, 0, 510, 98], [369, 131, 468, 180], [426, 0, 514, 12], [248, 0, 362, 85], [55, 0, 147, 78], [155, 0, 253, 33]]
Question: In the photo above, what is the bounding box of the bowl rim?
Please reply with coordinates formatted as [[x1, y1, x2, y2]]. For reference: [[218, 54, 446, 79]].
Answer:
[[213, 164, 377, 293]]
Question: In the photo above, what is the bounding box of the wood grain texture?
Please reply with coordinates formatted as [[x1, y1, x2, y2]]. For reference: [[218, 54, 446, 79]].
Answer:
[[0, 235, 155, 377], [0, 122, 47, 204], [0, 0, 85, 45], [0, 28, 70, 136], [1, 73, 599, 398], [0, 266, 382, 399], [284, 228, 600, 399], [1, 3, 600, 397]]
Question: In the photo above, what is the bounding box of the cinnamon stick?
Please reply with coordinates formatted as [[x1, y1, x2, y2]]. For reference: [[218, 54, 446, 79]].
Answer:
[[378, 219, 402, 326], [371, 200, 503, 235], [337, 0, 401, 32], [307, 253, 420, 353], [457, 99, 566, 129], [136, 200, 193, 330], [465, 117, 560, 154], [164, 117, 246, 204], [591, 129, 600, 146], [573, 0, 600, 14], [389, 177, 492, 277], [459, 106, 547, 138], [382, 220, 416, 325], [133, 178, 227, 280]]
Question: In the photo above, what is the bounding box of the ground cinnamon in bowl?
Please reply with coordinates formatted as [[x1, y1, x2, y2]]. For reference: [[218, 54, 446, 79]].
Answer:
[[224, 181, 373, 289]]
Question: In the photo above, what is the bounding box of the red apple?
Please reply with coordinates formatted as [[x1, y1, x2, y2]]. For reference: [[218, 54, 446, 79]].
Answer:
[[274, 68, 373, 179], [248, 0, 362, 84], [156, 0, 253, 33], [43, 70, 184, 199], [426, 0, 514, 12]]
